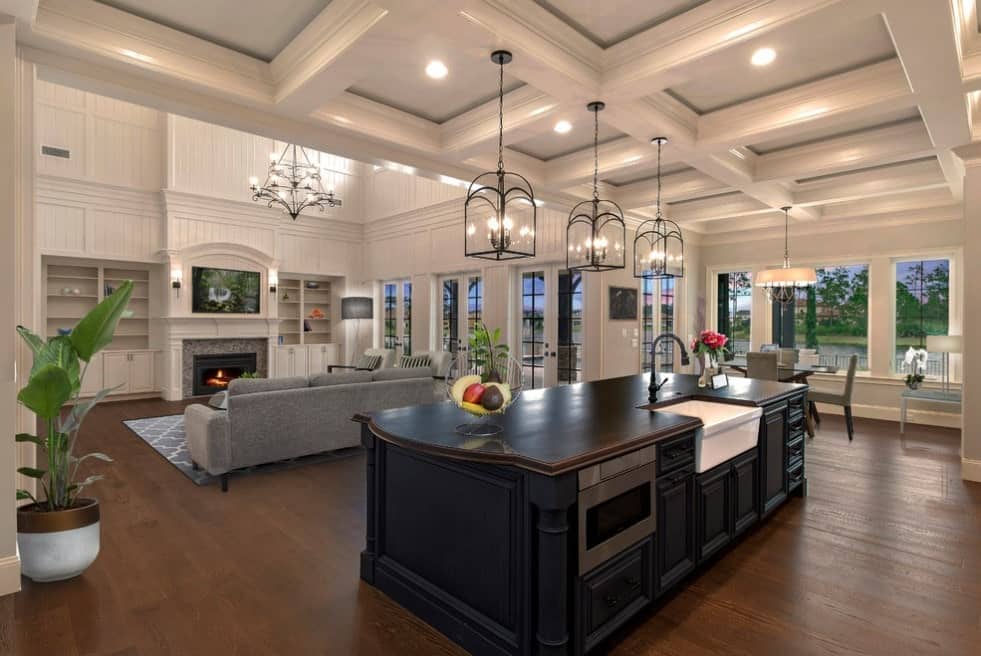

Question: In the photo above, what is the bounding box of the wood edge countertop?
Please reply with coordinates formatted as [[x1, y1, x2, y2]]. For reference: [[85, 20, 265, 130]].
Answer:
[[354, 374, 807, 477]]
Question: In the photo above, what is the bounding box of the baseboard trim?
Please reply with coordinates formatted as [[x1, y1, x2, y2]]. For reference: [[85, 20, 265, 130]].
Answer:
[[813, 402, 961, 429], [962, 458, 981, 483], [0, 553, 21, 596]]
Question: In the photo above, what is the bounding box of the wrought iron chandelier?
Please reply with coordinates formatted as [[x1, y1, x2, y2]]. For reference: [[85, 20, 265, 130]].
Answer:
[[755, 206, 816, 305], [566, 101, 626, 272], [633, 137, 684, 279], [249, 143, 341, 220], [464, 50, 537, 260]]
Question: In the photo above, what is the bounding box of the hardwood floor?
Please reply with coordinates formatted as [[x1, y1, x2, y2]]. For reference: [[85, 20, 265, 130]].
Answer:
[[4, 399, 980, 655]]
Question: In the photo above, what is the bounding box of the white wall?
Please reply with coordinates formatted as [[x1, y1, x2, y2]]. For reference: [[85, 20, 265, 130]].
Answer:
[[700, 211, 964, 426]]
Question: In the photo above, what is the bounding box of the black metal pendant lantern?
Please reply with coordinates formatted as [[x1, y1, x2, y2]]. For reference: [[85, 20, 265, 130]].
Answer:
[[465, 50, 537, 260], [633, 137, 684, 279], [566, 101, 626, 272]]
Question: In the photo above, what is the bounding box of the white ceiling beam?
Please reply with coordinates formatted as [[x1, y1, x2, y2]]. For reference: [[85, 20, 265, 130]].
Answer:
[[544, 136, 680, 187], [601, 0, 864, 100], [462, 147, 547, 187], [0, 0, 37, 22], [883, 0, 969, 200], [615, 170, 731, 210], [668, 193, 772, 225], [25, 0, 274, 106], [754, 120, 934, 182], [697, 58, 914, 150], [819, 186, 956, 220], [792, 158, 947, 206], [312, 92, 441, 154], [270, 0, 389, 113], [455, 0, 601, 101]]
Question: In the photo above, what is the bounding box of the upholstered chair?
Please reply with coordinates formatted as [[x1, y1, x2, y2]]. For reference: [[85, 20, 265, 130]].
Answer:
[[746, 352, 779, 381], [808, 354, 859, 441]]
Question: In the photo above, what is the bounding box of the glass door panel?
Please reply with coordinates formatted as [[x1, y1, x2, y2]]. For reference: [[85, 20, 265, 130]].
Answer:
[[441, 279, 460, 353], [383, 280, 411, 358], [557, 270, 583, 384], [521, 270, 546, 389]]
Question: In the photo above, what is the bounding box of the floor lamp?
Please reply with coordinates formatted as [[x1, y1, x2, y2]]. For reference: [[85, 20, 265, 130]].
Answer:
[[341, 297, 373, 365], [925, 334, 962, 394]]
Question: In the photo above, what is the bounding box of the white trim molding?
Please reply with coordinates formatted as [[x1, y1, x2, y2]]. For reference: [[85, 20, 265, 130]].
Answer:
[[962, 457, 981, 483], [0, 552, 21, 596]]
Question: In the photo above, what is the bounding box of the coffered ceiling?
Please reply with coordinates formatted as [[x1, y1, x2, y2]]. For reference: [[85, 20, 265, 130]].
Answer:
[[15, 0, 978, 234]]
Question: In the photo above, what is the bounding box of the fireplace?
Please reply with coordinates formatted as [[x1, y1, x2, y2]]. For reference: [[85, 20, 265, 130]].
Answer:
[[193, 352, 257, 396]]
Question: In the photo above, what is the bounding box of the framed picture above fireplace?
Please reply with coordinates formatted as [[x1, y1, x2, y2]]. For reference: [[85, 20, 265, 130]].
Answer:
[[191, 267, 261, 314]]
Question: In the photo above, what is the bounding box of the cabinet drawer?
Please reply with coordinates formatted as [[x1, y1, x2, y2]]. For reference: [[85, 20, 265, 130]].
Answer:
[[580, 536, 653, 647], [656, 433, 695, 476], [787, 436, 805, 467], [787, 461, 805, 491], [788, 394, 805, 417], [787, 412, 805, 440]]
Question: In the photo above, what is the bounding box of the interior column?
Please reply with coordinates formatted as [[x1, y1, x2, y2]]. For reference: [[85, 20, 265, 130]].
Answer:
[[953, 144, 981, 482]]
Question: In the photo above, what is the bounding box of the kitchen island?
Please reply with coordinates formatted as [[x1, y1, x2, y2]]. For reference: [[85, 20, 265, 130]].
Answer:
[[355, 373, 808, 656]]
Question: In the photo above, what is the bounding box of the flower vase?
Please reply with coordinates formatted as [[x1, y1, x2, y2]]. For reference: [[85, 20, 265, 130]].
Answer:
[[698, 354, 715, 388]]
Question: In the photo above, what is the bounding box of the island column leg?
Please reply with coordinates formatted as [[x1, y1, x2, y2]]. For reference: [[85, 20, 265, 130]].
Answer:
[[359, 422, 378, 583], [530, 473, 577, 656]]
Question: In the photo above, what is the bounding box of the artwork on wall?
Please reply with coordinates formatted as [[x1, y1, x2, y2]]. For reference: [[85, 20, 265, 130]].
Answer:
[[609, 286, 638, 320], [191, 267, 261, 314]]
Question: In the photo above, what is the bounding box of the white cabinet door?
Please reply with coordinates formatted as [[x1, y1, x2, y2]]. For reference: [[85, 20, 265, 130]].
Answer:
[[291, 347, 309, 378], [128, 352, 155, 393], [307, 345, 326, 375], [103, 352, 129, 394], [325, 343, 340, 369], [275, 346, 292, 377], [80, 353, 104, 397]]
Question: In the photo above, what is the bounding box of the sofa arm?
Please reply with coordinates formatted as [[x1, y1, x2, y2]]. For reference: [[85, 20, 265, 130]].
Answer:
[[184, 404, 231, 475]]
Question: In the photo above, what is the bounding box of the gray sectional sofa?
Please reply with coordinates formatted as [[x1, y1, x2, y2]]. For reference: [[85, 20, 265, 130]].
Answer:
[[183, 367, 435, 491]]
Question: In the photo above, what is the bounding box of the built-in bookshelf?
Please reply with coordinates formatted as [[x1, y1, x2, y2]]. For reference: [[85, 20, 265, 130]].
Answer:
[[45, 260, 152, 350], [277, 277, 331, 345]]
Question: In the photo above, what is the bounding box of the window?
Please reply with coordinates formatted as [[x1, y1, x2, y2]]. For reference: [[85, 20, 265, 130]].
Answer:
[[521, 271, 545, 389], [383, 283, 397, 350], [716, 271, 751, 356], [442, 279, 459, 353], [895, 259, 949, 376], [557, 270, 583, 384], [784, 264, 869, 370], [641, 278, 675, 372], [467, 276, 482, 366], [402, 281, 412, 356]]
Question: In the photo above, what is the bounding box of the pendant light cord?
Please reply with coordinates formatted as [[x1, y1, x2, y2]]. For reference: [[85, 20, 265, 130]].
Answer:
[[783, 207, 790, 267], [497, 59, 505, 174], [592, 108, 599, 201], [655, 140, 663, 220]]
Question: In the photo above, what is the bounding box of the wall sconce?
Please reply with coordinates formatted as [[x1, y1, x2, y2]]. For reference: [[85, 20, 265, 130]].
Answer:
[[171, 268, 182, 296], [269, 270, 278, 294]]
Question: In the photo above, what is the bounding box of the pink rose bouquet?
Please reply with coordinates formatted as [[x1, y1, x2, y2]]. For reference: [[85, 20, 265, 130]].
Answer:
[[691, 330, 729, 361]]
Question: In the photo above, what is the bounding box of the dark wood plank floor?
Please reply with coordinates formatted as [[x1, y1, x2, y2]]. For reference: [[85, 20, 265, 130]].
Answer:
[[3, 398, 980, 655]]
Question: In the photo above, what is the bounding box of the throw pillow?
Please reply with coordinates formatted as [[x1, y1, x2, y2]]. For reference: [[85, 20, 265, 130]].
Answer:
[[355, 353, 383, 370], [208, 391, 228, 410], [399, 354, 432, 369]]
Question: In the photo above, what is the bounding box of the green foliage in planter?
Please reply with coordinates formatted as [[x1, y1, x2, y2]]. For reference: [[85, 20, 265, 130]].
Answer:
[[16, 281, 133, 511], [468, 322, 510, 383], [239, 371, 262, 379]]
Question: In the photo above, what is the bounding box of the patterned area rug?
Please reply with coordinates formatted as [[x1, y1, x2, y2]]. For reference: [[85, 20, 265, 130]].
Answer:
[[123, 414, 362, 487]]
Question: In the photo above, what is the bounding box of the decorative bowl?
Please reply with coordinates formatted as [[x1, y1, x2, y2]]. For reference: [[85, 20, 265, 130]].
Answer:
[[446, 353, 523, 436], [304, 281, 320, 289]]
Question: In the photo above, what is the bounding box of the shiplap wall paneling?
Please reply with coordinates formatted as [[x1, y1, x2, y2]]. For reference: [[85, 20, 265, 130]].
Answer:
[[363, 168, 465, 222]]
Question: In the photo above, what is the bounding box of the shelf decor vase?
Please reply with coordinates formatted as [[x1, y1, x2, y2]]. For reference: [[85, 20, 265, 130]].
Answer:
[[698, 354, 715, 388]]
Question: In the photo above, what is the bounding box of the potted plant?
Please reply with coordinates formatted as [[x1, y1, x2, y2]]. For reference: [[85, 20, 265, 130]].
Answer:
[[468, 322, 510, 383], [691, 330, 729, 388], [15, 281, 132, 582], [903, 346, 928, 390]]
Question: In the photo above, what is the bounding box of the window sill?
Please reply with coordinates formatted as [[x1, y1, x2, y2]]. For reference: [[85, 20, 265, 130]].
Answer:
[[807, 371, 961, 388]]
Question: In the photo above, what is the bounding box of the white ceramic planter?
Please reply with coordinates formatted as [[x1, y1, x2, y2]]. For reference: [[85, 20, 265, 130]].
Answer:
[[17, 499, 101, 582]]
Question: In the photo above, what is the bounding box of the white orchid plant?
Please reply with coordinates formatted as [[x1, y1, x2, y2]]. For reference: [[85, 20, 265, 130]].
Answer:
[[903, 347, 929, 388]]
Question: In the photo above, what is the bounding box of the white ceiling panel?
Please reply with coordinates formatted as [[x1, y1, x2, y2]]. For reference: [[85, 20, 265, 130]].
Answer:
[[534, 0, 708, 47], [511, 120, 625, 161]]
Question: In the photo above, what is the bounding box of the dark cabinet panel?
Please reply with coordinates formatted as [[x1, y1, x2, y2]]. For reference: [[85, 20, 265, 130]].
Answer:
[[655, 465, 695, 594], [760, 404, 788, 517], [732, 449, 759, 536], [695, 463, 731, 561], [656, 433, 695, 477]]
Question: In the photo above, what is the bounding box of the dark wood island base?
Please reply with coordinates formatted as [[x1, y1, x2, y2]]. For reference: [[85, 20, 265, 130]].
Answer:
[[356, 373, 808, 656]]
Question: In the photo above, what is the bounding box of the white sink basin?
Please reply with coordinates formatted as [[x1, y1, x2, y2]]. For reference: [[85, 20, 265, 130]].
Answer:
[[662, 401, 762, 473]]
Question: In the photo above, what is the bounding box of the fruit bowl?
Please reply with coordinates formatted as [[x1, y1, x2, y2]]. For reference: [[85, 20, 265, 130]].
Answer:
[[446, 353, 523, 436]]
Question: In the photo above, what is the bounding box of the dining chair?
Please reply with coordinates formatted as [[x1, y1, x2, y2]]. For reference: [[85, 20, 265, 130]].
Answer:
[[808, 354, 858, 441], [746, 352, 779, 380]]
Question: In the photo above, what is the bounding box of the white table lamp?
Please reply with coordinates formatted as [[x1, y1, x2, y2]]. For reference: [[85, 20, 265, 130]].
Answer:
[[925, 334, 962, 393]]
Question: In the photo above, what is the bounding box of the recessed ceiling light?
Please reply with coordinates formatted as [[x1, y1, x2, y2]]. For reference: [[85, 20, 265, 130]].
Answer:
[[425, 60, 448, 79], [751, 47, 776, 67], [554, 120, 572, 134]]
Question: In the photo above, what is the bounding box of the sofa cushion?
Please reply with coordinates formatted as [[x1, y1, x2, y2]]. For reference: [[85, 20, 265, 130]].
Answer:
[[399, 354, 432, 369], [208, 391, 228, 410], [309, 371, 373, 387], [372, 366, 432, 382], [228, 376, 308, 396], [355, 353, 383, 370]]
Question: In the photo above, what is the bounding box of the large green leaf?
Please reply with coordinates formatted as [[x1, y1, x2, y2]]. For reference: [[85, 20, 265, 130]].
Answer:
[[16, 326, 46, 355], [70, 280, 133, 362], [32, 336, 81, 394], [17, 363, 73, 419], [15, 433, 45, 448], [17, 466, 47, 479], [60, 384, 119, 434]]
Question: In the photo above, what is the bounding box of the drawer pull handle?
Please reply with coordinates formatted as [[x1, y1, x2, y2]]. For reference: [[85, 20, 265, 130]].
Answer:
[[624, 576, 640, 590], [604, 595, 619, 608]]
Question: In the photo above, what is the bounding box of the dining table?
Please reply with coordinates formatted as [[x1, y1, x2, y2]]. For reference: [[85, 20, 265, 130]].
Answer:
[[723, 359, 839, 437]]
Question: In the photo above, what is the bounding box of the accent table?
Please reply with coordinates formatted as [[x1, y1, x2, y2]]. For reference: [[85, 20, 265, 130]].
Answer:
[[900, 388, 961, 433]]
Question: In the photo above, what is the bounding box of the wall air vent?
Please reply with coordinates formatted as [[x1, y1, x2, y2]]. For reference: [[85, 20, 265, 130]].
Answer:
[[41, 145, 70, 159]]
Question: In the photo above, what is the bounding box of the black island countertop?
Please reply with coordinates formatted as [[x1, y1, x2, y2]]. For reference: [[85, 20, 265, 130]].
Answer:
[[358, 372, 805, 475]]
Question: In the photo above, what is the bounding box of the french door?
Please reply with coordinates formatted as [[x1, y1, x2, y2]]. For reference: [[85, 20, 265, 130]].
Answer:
[[382, 280, 412, 358], [518, 266, 585, 389], [440, 273, 483, 364]]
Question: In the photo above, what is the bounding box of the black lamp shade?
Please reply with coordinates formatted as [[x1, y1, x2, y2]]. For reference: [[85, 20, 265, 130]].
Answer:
[[341, 296, 373, 320]]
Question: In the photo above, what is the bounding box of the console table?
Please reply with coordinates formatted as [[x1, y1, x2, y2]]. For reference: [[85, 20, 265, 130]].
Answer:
[[900, 388, 961, 433]]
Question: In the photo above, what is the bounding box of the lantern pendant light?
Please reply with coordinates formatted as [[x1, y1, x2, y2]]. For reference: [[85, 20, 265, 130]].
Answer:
[[464, 50, 537, 260], [566, 101, 626, 272], [633, 137, 684, 279], [755, 206, 817, 304]]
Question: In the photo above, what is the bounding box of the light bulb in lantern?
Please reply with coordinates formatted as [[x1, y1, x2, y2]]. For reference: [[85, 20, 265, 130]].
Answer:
[[467, 223, 476, 236]]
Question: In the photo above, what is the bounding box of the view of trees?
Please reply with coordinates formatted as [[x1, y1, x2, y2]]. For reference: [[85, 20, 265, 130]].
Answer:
[[895, 259, 949, 347]]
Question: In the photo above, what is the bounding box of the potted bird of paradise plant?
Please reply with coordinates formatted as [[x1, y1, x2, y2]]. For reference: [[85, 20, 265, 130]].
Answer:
[[15, 281, 132, 582]]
